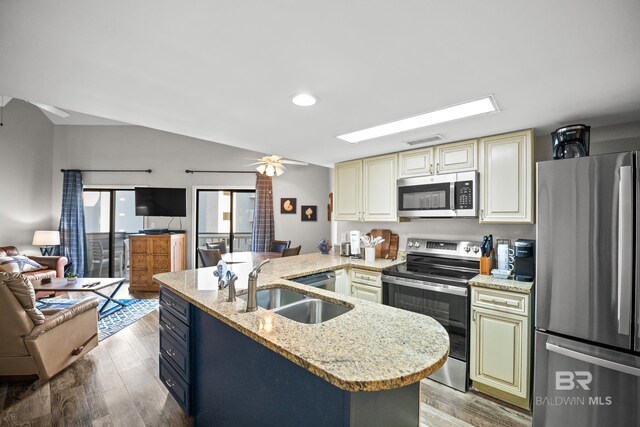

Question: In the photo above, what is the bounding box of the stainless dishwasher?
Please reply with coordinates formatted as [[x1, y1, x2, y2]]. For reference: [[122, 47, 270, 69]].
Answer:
[[290, 271, 336, 292]]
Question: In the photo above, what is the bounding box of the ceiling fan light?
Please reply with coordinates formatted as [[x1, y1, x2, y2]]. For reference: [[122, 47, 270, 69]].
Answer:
[[265, 164, 275, 176], [256, 164, 267, 174], [275, 166, 284, 176]]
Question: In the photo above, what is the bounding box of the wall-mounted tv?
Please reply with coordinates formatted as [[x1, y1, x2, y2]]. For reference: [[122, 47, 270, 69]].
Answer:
[[135, 187, 187, 217]]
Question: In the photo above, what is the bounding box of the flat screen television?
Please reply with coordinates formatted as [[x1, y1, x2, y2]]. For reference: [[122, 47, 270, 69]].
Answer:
[[135, 187, 187, 217]]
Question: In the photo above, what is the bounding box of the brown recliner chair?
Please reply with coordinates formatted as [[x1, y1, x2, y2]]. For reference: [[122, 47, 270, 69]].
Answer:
[[0, 246, 68, 285], [0, 273, 99, 381]]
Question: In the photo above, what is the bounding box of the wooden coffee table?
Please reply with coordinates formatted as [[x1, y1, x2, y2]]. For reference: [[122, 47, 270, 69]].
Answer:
[[33, 277, 127, 319]]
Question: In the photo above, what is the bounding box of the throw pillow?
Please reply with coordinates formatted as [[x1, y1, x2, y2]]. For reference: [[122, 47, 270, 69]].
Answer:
[[0, 272, 45, 324], [0, 256, 45, 273]]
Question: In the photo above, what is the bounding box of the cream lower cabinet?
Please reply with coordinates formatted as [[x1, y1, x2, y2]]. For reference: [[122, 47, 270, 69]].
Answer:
[[334, 154, 397, 222], [334, 269, 351, 296], [479, 129, 534, 223], [470, 287, 531, 409], [350, 268, 382, 303]]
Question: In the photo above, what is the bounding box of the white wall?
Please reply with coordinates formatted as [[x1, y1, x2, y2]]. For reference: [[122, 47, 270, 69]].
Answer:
[[272, 163, 332, 254], [334, 121, 640, 248], [51, 125, 331, 267], [0, 100, 54, 252]]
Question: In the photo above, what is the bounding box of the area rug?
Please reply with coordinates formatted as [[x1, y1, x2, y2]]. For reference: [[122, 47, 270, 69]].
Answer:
[[36, 298, 159, 341]]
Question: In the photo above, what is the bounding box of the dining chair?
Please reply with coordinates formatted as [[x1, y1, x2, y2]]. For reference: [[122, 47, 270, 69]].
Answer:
[[270, 240, 291, 253], [90, 240, 109, 277], [206, 241, 228, 254], [281, 246, 301, 257], [198, 248, 222, 267]]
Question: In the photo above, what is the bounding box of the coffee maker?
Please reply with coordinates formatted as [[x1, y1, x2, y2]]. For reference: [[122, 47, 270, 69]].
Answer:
[[514, 239, 535, 282], [552, 124, 591, 160], [349, 230, 361, 258]]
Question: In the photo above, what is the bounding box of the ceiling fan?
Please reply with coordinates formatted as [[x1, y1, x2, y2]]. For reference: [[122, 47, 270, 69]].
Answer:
[[249, 155, 309, 176], [0, 96, 70, 118]]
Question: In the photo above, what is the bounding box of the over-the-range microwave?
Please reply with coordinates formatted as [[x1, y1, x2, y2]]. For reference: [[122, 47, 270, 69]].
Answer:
[[397, 171, 478, 218]]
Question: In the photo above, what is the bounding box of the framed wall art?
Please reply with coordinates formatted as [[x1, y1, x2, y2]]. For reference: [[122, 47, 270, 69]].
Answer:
[[280, 198, 296, 214], [301, 205, 317, 222]]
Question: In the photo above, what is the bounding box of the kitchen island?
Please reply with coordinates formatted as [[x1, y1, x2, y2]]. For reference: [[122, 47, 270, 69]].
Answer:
[[154, 253, 449, 426]]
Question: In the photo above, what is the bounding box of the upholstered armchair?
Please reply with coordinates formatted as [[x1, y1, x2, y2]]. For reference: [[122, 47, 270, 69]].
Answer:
[[0, 273, 99, 381], [0, 245, 68, 285]]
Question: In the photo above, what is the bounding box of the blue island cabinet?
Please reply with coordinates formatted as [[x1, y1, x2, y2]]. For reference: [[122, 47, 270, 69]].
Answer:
[[159, 287, 420, 427]]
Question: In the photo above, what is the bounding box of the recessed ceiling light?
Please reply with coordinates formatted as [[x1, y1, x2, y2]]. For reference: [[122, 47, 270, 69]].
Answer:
[[337, 96, 499, 143], [292, 93, 317, 107]]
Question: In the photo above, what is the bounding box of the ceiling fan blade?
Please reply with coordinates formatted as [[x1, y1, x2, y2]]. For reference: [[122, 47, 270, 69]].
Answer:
[[280, 159, 309, 166], [0, 96, 13, 107], [245, 162, 265, 166], [28, 101, 70, 118]]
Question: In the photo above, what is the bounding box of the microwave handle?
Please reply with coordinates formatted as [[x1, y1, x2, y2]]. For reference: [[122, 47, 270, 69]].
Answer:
[[450, 182, 456, 211]]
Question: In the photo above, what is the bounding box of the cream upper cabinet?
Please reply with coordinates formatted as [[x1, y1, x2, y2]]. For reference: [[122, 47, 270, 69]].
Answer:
[[334, 160, 362, 221], [363, 154, 397, 221], [335, 154, 397, 222], [470, 287, 531, 409], [435, 139, 477, 173], [398, 147, 434, 178], [479, 129, 534, 224]]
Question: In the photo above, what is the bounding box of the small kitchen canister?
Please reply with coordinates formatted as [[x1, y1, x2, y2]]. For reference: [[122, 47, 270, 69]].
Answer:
[[364, 246, 376, 262]]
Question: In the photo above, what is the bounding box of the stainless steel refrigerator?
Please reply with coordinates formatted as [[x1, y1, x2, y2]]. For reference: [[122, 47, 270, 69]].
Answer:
[[535, 152, 640, 426]]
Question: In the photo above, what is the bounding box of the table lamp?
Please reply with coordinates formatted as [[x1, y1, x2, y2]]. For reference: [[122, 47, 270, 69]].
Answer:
[[32, 231, 60, 256]]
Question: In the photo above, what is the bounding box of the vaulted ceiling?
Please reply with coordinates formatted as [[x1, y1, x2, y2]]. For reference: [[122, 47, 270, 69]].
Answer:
[[1, 1, 639, 165]]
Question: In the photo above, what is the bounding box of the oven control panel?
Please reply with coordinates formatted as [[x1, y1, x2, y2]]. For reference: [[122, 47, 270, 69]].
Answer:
[[406, 238, 482, 260]]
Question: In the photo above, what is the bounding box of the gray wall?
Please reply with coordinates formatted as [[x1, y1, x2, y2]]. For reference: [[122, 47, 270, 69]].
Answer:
[[51, 125, 331, 267], [335, 121, 640, 248], [0, 100, 54, 253]]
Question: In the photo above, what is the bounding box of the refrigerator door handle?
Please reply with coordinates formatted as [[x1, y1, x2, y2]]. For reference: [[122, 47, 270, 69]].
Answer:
[[618, 165, 632, 336], [546, 342, 640, 377]]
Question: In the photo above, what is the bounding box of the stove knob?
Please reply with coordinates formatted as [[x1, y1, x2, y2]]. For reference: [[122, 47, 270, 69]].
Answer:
[[414, 242, 421, 248], [408, 241, 414, 248], [464, 246, 471, 253], [472, 246, 480, 254]]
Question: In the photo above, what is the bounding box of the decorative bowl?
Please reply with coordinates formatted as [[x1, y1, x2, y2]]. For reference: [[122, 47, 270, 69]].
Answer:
[[491, 269, 512, 279]]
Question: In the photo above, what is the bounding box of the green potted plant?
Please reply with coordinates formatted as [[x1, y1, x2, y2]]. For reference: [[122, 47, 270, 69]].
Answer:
[[66, 272, 78, 284]]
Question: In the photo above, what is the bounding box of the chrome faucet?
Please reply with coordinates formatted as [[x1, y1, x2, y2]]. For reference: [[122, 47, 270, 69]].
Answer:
[[246, 259, 270, 312]]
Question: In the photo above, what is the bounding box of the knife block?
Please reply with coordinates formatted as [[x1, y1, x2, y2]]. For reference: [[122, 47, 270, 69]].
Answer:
[[480, 251, 494, 275]]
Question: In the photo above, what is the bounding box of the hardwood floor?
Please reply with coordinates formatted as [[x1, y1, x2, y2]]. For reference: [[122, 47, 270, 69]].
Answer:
[[1, 283, 532, 427]]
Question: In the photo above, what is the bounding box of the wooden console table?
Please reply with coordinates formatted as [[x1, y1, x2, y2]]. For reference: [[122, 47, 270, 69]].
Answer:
[[129, 233, 186, 292]]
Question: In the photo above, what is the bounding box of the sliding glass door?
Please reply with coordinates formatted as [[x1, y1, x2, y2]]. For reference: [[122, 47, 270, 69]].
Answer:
[[195, 190, 255, 266], [83, 189, 142, 278]]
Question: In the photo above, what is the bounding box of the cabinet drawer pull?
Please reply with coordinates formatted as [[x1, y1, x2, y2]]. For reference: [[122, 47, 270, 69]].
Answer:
[[164, 300, 174, 307], [164, 322, 175, 331], [164, 348, 176, 357], [165, 378, 175, 388], [480, 295, 519, 307]]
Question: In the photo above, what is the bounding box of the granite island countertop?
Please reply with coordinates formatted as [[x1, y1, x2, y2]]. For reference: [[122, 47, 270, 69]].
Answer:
[[153, 252, 449, 392]]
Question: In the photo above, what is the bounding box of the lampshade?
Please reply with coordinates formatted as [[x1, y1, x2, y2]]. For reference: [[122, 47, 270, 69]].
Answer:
[[32, 231, 60, 246]]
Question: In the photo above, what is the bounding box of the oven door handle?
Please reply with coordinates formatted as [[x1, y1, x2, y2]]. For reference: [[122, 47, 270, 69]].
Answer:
[[382, 275, 468, 297]]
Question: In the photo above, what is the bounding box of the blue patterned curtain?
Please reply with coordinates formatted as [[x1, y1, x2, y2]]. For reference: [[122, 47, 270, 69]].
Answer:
[[58, 170, 88, 276], [251, 173, 275, 252]]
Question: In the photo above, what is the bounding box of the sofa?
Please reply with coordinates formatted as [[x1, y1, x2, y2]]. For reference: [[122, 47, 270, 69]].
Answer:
[[0, 272, 99, 381], [0, 245, 68, 285]]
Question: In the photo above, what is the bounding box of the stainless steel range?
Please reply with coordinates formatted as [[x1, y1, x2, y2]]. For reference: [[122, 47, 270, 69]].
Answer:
[[382, 238, 481, 392]]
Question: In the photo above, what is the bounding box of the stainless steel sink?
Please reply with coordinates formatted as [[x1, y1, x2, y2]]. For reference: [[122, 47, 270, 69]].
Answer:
[[237, 287, 306, 310], [273, 299, 352, 324]]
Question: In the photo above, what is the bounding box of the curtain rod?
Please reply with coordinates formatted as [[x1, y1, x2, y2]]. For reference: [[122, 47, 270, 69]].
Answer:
[[185, 170, 256, 174], [60, 169, 152, 173]]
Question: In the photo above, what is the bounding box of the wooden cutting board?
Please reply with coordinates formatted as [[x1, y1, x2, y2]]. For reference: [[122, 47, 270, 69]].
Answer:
[[388, 234, 399, 260], [370, 229, 391, 259]]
